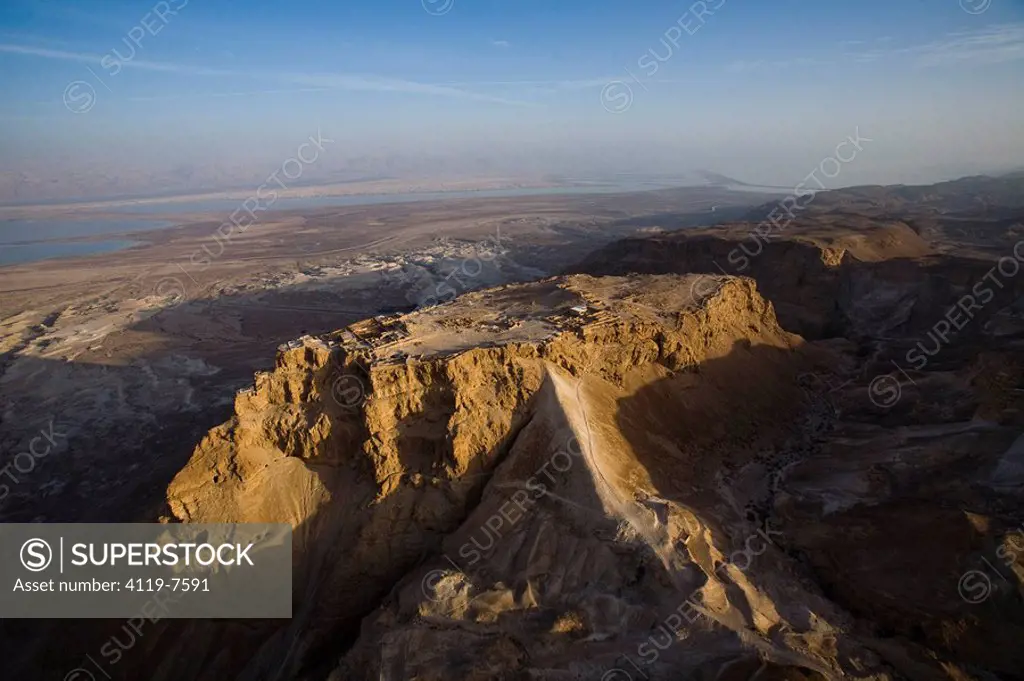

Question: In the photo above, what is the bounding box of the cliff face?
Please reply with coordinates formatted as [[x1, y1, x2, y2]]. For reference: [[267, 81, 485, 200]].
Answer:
[[163, 273, 831, 680], [151, 243, 1023, 681]]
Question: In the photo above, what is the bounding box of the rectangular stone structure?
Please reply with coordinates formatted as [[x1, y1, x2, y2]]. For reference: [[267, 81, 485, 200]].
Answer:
[[0, 523, 292, 618]]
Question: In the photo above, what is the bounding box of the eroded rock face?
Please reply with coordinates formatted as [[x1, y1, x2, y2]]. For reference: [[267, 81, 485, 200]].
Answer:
[[154, 274, 869, 679], [149, 254, 1021, 680]]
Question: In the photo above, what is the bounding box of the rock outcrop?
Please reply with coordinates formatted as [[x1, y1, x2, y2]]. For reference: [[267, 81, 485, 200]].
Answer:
[[122, 210, 1024, 681], [164, 273, 847, 680]]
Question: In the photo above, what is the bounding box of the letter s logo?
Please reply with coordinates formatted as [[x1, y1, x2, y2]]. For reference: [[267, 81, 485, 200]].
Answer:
[[63, 81, 96, 114]]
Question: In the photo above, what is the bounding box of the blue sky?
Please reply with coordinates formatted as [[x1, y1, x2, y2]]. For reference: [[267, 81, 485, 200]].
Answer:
[[0, 0, 1023, 200]]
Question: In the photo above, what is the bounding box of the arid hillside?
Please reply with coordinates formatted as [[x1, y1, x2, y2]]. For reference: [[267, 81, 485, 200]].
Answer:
[[79, 251, 1024, 679]]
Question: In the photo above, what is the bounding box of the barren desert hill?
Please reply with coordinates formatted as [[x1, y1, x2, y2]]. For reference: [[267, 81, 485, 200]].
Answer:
[[161, 272, 864, 679], [132, 232, 1021, 681], [737, 174, 1024, 262], [742, 174, 1024, 221]]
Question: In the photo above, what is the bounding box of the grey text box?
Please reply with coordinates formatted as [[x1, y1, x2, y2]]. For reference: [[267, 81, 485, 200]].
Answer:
[[0, 523, 292, 618]]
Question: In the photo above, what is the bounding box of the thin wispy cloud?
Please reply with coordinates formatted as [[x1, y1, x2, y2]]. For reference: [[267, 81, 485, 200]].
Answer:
[[491, 39, 510, 48], [895, 23, 1024, 68], [0, 31, 81, 49], [727, 23, 1024, 72], [127, 87, 333, 102], [0, 42, 538, 106], [0, 41, 694, 106], [0, 43, 238, 76]]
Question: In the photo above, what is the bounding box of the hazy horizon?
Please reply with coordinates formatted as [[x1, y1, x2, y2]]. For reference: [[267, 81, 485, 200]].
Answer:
[[1, 0, 1023, 202]]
